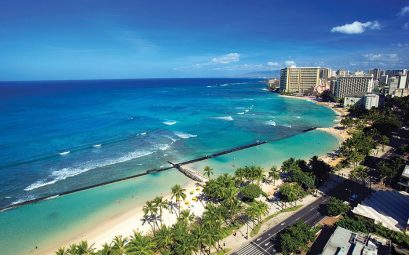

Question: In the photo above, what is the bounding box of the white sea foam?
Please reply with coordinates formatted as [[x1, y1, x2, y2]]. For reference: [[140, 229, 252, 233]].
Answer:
[[163, 120, 177, 125], [24, 150, 154, 191], [295, 116, 301, 119], [158, 144, 171, 151], [237, 112, 245, 115], [220, 84, 229, 87], [59, 151, 70, 156], [244, 109, 250, 113], [261, 88, 269, 91], [281, 124, 292, 128], [11, 195, 35, 205], [139, 132, 147, 136], [213, 116, 234, 121], [265, 120, 276, 126], [93, 144, 102, 148], [164, 135, 177, 143], [174, 131, 197, 139]]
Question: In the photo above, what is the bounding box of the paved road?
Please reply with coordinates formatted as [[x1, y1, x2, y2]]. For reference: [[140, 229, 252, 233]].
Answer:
[[233, 178, 368, 255], [233, 195, 330, 255]]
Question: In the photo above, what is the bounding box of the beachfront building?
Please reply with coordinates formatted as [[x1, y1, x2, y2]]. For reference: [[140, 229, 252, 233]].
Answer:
[[343, 94, 380, 109], [321, 226, 390, 255], [344, 96, 363, 108], [334, 74, 374, 99], [279, 66, 320, 95], [364, 94, 380, 110], [267, 78, 280, 90]]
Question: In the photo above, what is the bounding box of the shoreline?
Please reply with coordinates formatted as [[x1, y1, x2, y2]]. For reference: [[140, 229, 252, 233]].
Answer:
[[37, 94, 347, 255]]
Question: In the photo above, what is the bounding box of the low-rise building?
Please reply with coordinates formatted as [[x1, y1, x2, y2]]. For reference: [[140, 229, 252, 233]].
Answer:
[[321, 226, 390, 255], [267, 78, 280, 90], [364, 94, 380, 110], [352, 189, 409, 232], [344, 96, 363, 108], [343, 94, 380, 109]]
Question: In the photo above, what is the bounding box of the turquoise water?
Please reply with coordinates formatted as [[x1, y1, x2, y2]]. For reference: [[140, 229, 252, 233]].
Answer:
[[0, 79, 338, 254]]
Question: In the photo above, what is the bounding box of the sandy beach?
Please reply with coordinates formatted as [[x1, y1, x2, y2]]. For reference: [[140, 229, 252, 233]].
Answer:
[[38, 95, 348, 255]]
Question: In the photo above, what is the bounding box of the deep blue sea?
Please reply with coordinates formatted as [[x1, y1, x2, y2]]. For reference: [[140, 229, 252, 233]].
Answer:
[[0, 78, 338, 254]]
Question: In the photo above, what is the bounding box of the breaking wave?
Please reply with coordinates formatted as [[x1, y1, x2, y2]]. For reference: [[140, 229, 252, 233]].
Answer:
[[213, 116, 234, 121], [265, 120, 276, 126], [163, 121, 177, 125], [174, 131, 197, 139], [24, 150, 154, 191]]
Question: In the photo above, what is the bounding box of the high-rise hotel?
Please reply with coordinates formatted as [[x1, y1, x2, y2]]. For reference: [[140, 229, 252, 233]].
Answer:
[[279, 67, 320, 94], [334, 74, 374, 98]]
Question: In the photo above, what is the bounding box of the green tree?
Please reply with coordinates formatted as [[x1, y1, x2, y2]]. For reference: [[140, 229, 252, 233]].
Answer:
[[325, 197, 350, 216], [111, 235, 127, 255], [97, 243, 113, 255], [349, 165, 368, 186], [55, 247, 69, 255], [279, 183, 304, 205], [277, 221, 315, 255], [154, 225, 173, 252], [240, 184, 264, 201], [203, 166, 214, 179], [126, 231, 155, 255], [268, 166, 280, 185], [171, 184, 186, 214], [153, 196, 168, 224]]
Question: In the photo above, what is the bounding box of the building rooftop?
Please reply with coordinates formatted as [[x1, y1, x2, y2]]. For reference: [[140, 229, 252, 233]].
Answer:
[[321, 227, 382, 255], [401, 165, 409, 179], [352, 189, 409, 232]]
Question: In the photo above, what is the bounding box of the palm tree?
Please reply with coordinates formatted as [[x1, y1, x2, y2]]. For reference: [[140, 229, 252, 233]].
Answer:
[[192, 225, 210, 255], [74, 241, 95, 255], [154, 225, 174, 252], [350, 165, 369, 186], [153, 196, 168, 223], [203, 166, 214, 179], [171, 184, 186, 214], [55, 247, 69, 255], [268, 166, 280, 185], [179, 209, 195, 223], [98, 243, 113, 255], [126, 231, 155, 255], [111, 235, 127, 255], [143, 200, 159, 229]]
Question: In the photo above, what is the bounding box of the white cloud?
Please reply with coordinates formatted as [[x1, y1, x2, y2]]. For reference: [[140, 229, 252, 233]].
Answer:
[[398, 5, 409, 16], [404, 22, 409, 30], [267, 61, 279, 66], [363, 53, 400, 62], [330, 21, 380, 34], [285, 60, 296, 66], [211, 53, 240, 64]]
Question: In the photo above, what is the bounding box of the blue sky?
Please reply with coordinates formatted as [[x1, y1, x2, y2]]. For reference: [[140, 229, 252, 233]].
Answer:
[[0, 0, 409, 80]]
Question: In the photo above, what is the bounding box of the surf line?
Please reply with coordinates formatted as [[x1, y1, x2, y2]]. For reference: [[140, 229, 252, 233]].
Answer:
[[0, 141, 267, 212], [0, 127, 318, 212]]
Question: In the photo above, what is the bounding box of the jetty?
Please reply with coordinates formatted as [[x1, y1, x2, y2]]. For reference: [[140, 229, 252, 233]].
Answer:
[[0, 130, 315, 211], [168, 162, 208, 183]]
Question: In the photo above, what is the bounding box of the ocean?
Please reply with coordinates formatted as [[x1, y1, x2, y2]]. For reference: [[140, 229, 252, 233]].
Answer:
[[0, 78, 338, 254]]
